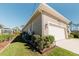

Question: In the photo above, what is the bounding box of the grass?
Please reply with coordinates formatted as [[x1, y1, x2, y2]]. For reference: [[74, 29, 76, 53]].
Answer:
[[47, 47, 79, 56], [0, 42, 41, 56], [0, 41, 78, 56]]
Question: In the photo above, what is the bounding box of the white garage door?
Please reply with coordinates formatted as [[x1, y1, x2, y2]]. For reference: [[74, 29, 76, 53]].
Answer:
[[48, 24, 65, 41]]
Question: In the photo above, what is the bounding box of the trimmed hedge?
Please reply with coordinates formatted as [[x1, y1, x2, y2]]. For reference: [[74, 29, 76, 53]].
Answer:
[[22, 32, 55, 51], [33, 35, 55, 50], [0, 34, 14, 42]]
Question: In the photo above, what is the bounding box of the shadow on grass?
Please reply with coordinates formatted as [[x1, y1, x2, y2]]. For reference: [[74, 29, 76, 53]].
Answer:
[[12, 36, 25, 43], [25, 43, 37, 52], [12, 33, 37, 52]]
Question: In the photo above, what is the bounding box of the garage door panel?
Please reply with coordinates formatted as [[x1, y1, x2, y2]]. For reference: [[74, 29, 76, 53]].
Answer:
[[48, 24, 65, 41]]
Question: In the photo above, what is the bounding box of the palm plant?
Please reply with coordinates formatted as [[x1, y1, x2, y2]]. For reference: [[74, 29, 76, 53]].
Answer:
[[73, 24, 79, 31], [69, 21, 79, 31]]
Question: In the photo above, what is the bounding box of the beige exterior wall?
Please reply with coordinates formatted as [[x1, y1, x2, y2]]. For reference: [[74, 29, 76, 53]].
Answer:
[[23, 13, 42, 35], [23, 11, 69, 38], [42, 12, 69, 38], [32, 14, 42, 35], [23, 12, 69, 38]]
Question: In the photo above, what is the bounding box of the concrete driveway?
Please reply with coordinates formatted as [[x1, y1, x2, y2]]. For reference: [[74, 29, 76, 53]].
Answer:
[[56, 39, 79, 54]]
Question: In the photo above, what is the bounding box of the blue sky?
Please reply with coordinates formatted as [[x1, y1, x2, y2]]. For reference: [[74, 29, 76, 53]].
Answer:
[[0, 3, 79, 28]]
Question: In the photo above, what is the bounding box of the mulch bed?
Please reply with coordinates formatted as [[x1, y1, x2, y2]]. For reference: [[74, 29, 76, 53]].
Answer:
[[38, 44, 56, 54], [0, 39, 13, 52], [40, 45, 56, 54]]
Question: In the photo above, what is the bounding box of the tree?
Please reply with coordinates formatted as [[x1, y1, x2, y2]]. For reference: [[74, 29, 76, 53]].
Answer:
[[20, 25, 25, 31], [0, 24, 4, 29], [12, 26, 21, 35], [69, 21, 73, 31], [69, 21, 79, 31], [20, 25, 25, 29]]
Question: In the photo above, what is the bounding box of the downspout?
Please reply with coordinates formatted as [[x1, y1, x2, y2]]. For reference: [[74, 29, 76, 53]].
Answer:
[[40, 10, 44, 36]]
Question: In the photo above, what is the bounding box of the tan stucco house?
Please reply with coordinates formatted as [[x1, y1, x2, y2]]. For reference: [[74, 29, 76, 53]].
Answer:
[[22, 4, 70, 41]]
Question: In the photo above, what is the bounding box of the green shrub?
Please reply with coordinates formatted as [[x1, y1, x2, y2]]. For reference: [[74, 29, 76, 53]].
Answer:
[[46, 35, 55, 44], [22, 33, 55, 50], [31, 35, 55, 50], [31, 35, 40, 42], [0, 34, 14, 42], [68, 33, 74, 38], [38, 36, 46, 50], [42, 35, 55, 48], [31, 35, 43, 50], [69, 31, 79, 38]]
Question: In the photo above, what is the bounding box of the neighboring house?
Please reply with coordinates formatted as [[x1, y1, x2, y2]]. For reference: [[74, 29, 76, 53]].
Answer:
[[1, 28, 12, 34], [22, 4, 70, 41], [2, 28, 12, 34], [12, 27, 21, 34]]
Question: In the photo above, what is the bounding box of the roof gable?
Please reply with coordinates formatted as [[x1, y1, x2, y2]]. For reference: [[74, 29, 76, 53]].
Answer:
[[23, 3, 70, 30], [38, 3, 70, 24]]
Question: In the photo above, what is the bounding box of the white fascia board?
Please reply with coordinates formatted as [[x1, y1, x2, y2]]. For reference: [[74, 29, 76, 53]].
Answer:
[[41, 3, 71, 24]]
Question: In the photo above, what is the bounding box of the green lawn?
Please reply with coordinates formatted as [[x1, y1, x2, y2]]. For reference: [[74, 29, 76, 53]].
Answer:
[[0, 41, 78, 56], [47, 47, 79, 56], [0, 42, 41, 56]]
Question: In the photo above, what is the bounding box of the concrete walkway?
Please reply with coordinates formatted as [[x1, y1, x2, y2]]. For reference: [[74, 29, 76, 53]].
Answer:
[[56, 39, 79, 54]]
